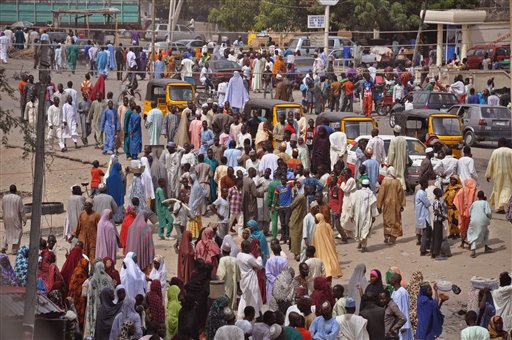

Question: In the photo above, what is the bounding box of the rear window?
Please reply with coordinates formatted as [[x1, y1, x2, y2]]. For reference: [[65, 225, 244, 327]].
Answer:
[[480, 107, 511, 119], [428, 93, 458, 105], [432, 117, 461, 136], [496, 47, 510, 56], [276, 107, 301, 118], [190, 41, 204, 48], [383, 140, 425, 155], [344, 121, 374, 140], [289, 39, 300, 49], [294, 58, 315, 67], [169, 86, 194, 101], [414, 93, 429, 104], [212, 60, 239, 70]]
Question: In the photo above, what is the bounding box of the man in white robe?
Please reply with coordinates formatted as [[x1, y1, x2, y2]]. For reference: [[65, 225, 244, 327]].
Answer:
[[491, 272, 512, 331], [217, 244, 241, 310], [485, 138, 512, 212], [60, 95, 80, 151], [160, 142, 183, 199], [252, 55, 265, 92], [236, 240, 263, 319], [300, 201, 319, 262], [350, 179, 379, 252], [387, 125, 408, 189], [0, 33, 9, 64], [391, 273, 413, 340], [458, 146, 478, 186], [340, 168, 356, 237], [366, 128, 386, 165], [145, 101, 163, 145], [47, 97, 62, 151], [335, 297, 370, 340], [329, 131, 347, 170], [1, 185, 27, 254]]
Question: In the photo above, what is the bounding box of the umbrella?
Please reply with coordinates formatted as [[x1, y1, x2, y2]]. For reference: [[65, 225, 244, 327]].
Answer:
[[11, 21, 33, 28]]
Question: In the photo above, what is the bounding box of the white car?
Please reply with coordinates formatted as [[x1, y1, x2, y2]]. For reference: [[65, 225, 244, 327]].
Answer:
[[346, 135, 426, 189]]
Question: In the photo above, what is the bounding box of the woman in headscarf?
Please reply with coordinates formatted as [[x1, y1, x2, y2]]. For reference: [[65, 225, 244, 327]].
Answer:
[[364, 269, 384, 298], [313, 213, 342, 278], [386, 266, 407, 293], [149, 255, 168, 296], [85, 261, 113, 337], [195, 226, 221, 275], [120, 205, 137, 252], [250, 238, 267, 304], [488, 315, 510, 340], [248, 219, 269, 264], [416, 282, 444, 340], [178, 295, 199, 339], [125, 211, 155, 272], [205, 295, 230, 340], [454, 177, 478, 248], [107, 162, 126, 223], [178, 230, 196, 284], [166, 285, 181, 340], [185, 260, 213, 332], [60, 242, 83, 288], [95, 209, 118, 261], [103, 257, 121, 286], [117, 320, 137, 340], [269, 267, 295, 314], [444, 175, 463, 239], [109, 297, 143, 340], [150, 154, 168, 195], [146, 280, 166, 323], [407, 271, 424, 332], [311, 126, 331, 174], [121, 252, 146, 300], [95, 287, 123, 340], [0, 254, 18, 286], [221, 234, 239, 257], [255, 120, 271, 150], [289, 193, 308, 258], [140, 156, 156, 207], [175, 108, 191, 146], [205, 148, 219, 203], [36, 251, 64, 294], [188, 173, 206, 239], [14, 245, 29, 287], [346, 263, 368, 314], [67, 258, 89, 331], [311, 276, 335, 316]]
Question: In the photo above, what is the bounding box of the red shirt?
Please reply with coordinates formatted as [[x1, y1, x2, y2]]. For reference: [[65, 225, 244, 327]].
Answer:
[[341, 81, 354, 95], [328, 184, 343, 214], [90, 167, 105, 189], [297, 328, 311, 340], [286, 158, 302, 172]]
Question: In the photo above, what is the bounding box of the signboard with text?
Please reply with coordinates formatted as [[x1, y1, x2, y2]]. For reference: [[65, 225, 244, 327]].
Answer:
[[318, 0, 339, 5], [308, 15, 325, 29]]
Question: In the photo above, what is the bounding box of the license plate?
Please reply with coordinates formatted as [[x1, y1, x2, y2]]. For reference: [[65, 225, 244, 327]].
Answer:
[[495, 121, 508, 126]]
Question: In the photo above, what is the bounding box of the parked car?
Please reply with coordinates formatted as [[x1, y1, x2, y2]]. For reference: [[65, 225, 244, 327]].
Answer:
[[143, 42, 186, 57], [192, 59, 241, 88], [144, 23, 205, 42], [174, 39, 206, 50], [346, 135, 426, 189], [447, 104, 512, 146], [288, 36, 354, 56], [411, 91, 459, 111], [466, 45, 510, 69], [293, 56, 315, 84], [47, 30, 67, 43]]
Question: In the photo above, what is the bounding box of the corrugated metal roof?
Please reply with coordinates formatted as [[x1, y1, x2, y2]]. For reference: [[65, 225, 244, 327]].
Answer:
[[0, 287, 64, 318]]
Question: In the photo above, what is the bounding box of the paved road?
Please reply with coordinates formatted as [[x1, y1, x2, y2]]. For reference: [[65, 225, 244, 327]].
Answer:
[[0, 58, 510, 337]]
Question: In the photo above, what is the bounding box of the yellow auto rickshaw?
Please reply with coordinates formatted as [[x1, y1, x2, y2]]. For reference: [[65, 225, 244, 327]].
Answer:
[[243, 99, 304, 126], [143, 78, 196, 117], [316, 112, 377, 143], [393, 109, 463, 157]]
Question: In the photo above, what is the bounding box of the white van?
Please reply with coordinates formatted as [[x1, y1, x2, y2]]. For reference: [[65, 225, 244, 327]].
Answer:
[[288, 36, 354, 56]]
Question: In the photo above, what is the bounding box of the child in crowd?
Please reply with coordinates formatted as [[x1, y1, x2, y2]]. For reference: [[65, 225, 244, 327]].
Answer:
[[210, 187, 230, 238], [90, 160, 105, 196]]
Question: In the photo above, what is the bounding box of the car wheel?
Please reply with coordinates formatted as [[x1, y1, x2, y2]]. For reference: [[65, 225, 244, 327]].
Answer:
[[464, 131, 477, 147], [389, 112, 396, 128], [194, 36, 202, 40]]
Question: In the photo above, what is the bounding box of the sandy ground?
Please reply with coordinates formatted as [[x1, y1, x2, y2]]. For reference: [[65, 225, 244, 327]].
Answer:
[[0, 57, 511, 338]]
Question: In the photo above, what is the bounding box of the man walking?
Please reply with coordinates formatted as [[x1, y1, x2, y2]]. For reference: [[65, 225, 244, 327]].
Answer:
[[377, 167, 406, 245], [1, 185, 27, 254], [100, 100, 120, 155], [415, 177, 432, 255], [89, 92, 106, 148], [485, 138, 512, 213], [387, 125, 408, 190], [145, 101, 163, 145], [350, 179, 379, 252], [60, 95, 80, 151]]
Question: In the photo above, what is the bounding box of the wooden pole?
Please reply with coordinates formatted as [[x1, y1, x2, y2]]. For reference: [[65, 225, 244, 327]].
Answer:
[[413, 0, 429, 67], [151, 0, 155, 79]]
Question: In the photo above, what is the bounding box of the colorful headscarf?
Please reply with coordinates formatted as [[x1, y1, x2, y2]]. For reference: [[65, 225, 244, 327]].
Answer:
[[166, 285, 181, 339], [14, 245, 29, 286], [0, 253, 18, 287], [147, 279, 165, 322], [488, 315, 506, 339], [118, 319, 135, 340], [407, 271, 424, 332], [205, 295, 230, 340]]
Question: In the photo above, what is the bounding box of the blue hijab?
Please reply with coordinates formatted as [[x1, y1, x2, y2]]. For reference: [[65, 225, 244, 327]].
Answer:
[[416, 284, 443, 340], [248, 220, 269, 263], [106, 162, 125, 206]]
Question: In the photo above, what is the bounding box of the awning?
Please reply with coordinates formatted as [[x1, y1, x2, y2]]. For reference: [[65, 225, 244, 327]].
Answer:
[[420, 9, 487, 25]]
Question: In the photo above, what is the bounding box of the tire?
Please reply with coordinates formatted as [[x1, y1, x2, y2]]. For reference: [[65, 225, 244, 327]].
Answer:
[[134, 91, 142, 101], [377, 105, 388, 116], [196, 92, 208, 105], [389, 112, 396, 128], [117, 92, 126, 103], [24, 202, 64, 215], [464, 130, 477, 147]]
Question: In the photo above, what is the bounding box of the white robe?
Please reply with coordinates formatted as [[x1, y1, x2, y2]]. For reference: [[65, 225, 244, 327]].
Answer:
[[340, 178, 356, 231], [1, 194, 27, 246], [367, 136, 386, 164], [0, 36, 9, 63], [491, 285, 512, 331], [300, 213, 316, 262], [63, 195, 85, 239], [391, 287, 413, 340], [236, 252, 263, 319], [121, 252, 147, 300], [140, 157, 156, 200], [335, 314, 369, 340], [485, 147, 512, 210], [217, 255, 240, 310], [350, 188, 379, 242], [160, 149, 183, 199], [329, 132, 348, 170], [61, 102, 79, 138], [252, 58, 264, 91]]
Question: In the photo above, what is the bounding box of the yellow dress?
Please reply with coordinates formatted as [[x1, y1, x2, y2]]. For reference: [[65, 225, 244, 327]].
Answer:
[[312, 213, 342, 278], [187, 215, 202, 239]]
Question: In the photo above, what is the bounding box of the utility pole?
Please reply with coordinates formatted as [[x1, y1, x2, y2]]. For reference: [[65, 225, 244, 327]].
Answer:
[[22, 40, 50, 340], [318, 0, 339, 67], [170, 0, 184, 44], [167, 0, 175, 43], [151, 0, 155, 79], [413, 0, 429, 67]]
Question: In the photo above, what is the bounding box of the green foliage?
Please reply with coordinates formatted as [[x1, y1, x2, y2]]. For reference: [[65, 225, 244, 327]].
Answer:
[[208, 0, 260, 31]]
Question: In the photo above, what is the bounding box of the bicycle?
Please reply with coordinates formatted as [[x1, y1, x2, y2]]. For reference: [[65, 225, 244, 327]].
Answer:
[[196, 90, 218, 106], [118, 83, 142, 103]]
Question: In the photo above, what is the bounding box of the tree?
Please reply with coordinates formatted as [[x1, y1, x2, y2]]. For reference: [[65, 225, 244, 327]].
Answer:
[[208, 0, 259, 31]]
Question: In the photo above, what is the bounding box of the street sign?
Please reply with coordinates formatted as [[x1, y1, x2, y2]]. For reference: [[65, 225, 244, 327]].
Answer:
[[318, 0, 339, 5], [308, 15, 325, 29]]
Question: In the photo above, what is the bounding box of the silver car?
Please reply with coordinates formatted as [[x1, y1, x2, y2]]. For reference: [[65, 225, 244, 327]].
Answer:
[[447, 104, 512, 146], [144, 23, 205, 42]]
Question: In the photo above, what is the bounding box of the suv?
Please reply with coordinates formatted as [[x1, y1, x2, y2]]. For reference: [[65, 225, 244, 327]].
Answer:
[[466, 45, 510, 69], [144, 24, 205, 42], [412, 91, 459, 111], [447, 104, 512, 146]]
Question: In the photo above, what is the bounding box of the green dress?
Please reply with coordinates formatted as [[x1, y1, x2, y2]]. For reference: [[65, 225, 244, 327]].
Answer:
[[67, 45, 78, 71], [156, 187, 173, 237], [123, 109, 133, 157]]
